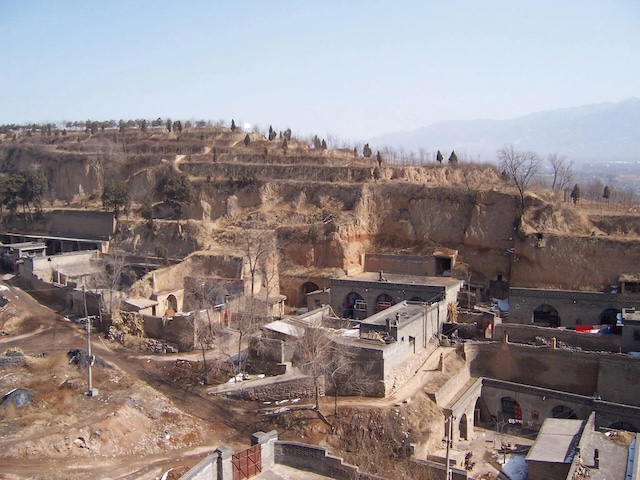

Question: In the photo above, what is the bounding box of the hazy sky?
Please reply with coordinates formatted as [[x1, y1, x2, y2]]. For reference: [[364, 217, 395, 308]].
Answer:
[[1, 1, 638, 141]]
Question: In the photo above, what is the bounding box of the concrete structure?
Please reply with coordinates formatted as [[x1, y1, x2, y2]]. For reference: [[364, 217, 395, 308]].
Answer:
[[2, 232, 109, 255], [509, 287, 637, 328], [180, 430, 469, 480], [526, 417, 584, 479], [330, 271, 462, 321], [180, 430, 384, 480], [0, 241, 46, 271], [526, 412, 633, 480]]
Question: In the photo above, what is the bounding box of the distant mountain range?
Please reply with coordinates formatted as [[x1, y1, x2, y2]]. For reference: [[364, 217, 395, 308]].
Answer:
[[370, 98, 640, 163]]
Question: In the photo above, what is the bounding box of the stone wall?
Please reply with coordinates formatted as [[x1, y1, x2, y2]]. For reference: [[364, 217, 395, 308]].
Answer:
[[219, 375, 323, 402], [465, 342, 640, 406], [365, 254, 436, 277]]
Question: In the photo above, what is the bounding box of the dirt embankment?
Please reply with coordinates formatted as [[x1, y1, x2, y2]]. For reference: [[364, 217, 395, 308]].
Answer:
[[4, 129, 640, 291]]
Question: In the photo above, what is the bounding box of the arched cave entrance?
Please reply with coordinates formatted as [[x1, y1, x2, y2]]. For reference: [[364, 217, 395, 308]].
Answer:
[[300, 281, 320, 306], [600, 308, 621, 326], [375, 293, 394, 313], [533, 304, 561, 327], [301, 281, 320, 297], [552, 405, 577, 419], [459, 413, 468, 441], [343, 292, 365, 319], [500, 396, 521, 421]]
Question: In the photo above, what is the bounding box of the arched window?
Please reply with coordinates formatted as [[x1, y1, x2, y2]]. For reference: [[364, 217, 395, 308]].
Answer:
[[552, 405, 577, 419], [459, 414, 468, 440]]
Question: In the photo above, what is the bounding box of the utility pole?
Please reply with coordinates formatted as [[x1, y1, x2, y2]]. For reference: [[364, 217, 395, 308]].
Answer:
[[83, 286, 97, 397], [445, 414, 454, 480]]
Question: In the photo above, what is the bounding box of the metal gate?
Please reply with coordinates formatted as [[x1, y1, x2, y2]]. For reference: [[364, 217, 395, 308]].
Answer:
[[232, 444, 262, 480]]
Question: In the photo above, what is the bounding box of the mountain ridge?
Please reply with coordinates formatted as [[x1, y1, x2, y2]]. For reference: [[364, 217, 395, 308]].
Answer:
[[370, 98, 640, 162]]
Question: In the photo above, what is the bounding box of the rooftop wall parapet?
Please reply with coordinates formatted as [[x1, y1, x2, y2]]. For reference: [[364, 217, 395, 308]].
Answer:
[[509, 287, 640, 302], [331, 278, 446, 293]]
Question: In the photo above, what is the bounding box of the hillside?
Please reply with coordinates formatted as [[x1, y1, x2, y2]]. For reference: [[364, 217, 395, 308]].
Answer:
[[1, 125, 640, 294]]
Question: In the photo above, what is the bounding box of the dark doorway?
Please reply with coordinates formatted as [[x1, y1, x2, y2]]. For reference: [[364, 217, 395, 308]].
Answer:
[[533, 304, 560, 327]]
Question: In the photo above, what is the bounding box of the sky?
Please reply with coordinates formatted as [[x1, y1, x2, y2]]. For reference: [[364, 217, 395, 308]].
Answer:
[[0, 0, 638, 142]]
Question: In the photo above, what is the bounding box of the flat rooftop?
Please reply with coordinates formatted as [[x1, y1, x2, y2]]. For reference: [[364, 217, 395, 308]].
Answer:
[[334, 272, 462, 288], [526, 418, 583, 464], [2, 242, 47, 250], [361, 301, 427, 326]]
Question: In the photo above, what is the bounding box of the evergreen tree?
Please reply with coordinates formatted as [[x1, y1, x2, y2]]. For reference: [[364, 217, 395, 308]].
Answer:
[[173, 120, 182, 133], [166, 118, 172, 132], [140, 119, 148, 133], [282, 137, 288, 154], [244, 134, 251, 146], [102, 180, 130, 220], [268, 125, 276, 141], [603, 185, 611, 203], [376, 151, 383, 166], [436, 150, 444, 163], [230, 119, 237, 131], [158, 172, 195, 223], [363, 143, 372, 158], [321, 139, 327, 149], [448, 150, 458, 164], [571, 184, 581, 205]]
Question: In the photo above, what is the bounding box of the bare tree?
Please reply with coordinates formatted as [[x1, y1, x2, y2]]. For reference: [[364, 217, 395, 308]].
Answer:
[[242, 232, 274, 298], [497, 144, 540, 214], [295, 324, 334, 426], [259, 241, 280, 310], [231, 296, 268, 380], [547, 153, 573, 191]]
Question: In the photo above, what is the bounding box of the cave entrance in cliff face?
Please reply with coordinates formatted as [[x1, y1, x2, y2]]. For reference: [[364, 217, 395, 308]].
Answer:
[[300, 282, 320, 301], [532, 304, 560, 327]]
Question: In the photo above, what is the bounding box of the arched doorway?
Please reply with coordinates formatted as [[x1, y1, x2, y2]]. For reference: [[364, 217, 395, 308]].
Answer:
[[343, 292, 365, 319], [166, 294, 178, 316], [533, 304, 560, 327], [375, 293, 394, 313], [600, 308, 621, 326], [459, 413, 468, 440], [474, 398, 483, 426], [552, 405, 577, 419], [500, 396, 521, 421]]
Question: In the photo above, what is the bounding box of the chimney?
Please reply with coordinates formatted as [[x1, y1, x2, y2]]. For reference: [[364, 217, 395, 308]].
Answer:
[[594, 449, 599, 469]]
